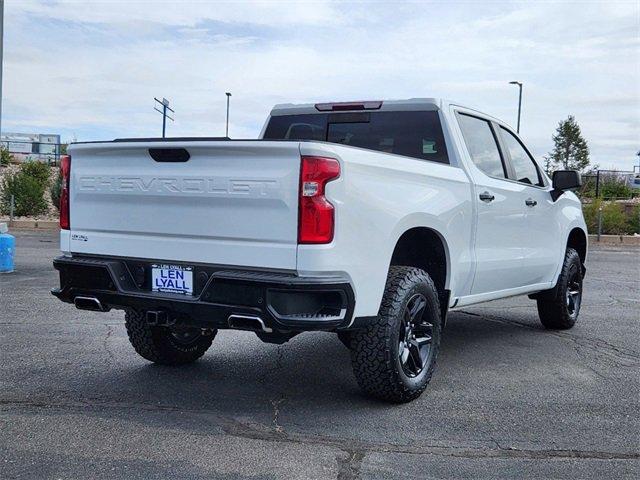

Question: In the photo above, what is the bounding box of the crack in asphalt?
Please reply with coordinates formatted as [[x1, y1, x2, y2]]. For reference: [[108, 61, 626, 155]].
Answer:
[[458, 310, 640, 367], [270, 398, 285, 434], [569, 343, 608, 380], [0, 398, 638, 461], [102, 323, 116, 363], [191, 417, 640, 461], [336, 449, 365, 480], [275, 346, 284, 369], [602, 293, 640, 306]]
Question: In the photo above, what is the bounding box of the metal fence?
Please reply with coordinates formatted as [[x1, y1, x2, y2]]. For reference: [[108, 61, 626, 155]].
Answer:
[[1, 140, 64, 165], [580, 169, 640, 200]]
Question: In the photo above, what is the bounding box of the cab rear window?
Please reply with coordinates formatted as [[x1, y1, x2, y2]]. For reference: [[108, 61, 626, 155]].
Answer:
[[263, 111, 449, 164]]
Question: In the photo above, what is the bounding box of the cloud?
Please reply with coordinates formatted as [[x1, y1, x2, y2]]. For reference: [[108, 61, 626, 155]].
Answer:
[[11, 0, 346, 27], [3, 0, 639, 169]]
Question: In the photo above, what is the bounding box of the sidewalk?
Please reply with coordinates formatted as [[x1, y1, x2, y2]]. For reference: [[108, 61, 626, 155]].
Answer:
[[0, 218, 59, 229], [588, 234, 640, 245]]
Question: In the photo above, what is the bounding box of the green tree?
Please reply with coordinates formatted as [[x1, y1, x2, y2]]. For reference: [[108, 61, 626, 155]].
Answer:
[[548, 115, 590, 172]]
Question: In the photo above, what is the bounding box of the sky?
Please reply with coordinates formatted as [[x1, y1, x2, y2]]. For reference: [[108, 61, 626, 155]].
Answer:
[[2, 0, 639, 170]]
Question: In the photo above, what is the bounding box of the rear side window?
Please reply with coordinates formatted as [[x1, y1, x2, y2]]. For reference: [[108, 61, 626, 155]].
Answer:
[[263, 111, 449, 164], [499, 127, 543, 186], [457, 114, 506, 178]]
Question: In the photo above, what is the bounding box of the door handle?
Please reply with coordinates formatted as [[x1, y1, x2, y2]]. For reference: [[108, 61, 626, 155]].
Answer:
[[479, 192, 495, 202], [525, 198, 537, 207]]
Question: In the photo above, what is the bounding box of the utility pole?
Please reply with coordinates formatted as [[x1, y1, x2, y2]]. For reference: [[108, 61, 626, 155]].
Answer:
[[0, 0, 5, 138], [509, 81, 523, 133], [225, 92, 232, 138], [153, 97, 174, 138]]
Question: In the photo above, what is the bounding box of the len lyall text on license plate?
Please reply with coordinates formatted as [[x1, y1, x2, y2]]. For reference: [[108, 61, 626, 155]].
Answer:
[[151, 265, 194, 295]]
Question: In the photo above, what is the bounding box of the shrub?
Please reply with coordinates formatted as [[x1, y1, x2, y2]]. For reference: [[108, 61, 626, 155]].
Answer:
[[20, 161, 51, 188], [628, 205, 640, 235], [0, 146, 12, 167], [578, 172, 638, 200], [581, 199, 638, 235], [601, 202, 628, 235], [581, 199, 601, 234], [599, 176, 634, 200], [50, 170, 62, 212], [578, 178, 596, 198], [0, 171, 48, 217]]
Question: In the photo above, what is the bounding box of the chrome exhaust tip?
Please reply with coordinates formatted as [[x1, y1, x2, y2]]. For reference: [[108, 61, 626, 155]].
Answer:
[[74, 296, 107, 312], [228, 314, 272, 333]]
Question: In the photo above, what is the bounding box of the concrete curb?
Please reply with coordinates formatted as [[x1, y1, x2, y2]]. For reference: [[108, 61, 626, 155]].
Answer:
[[588, 234, 640, 245], [0, 219, 59, 230], [1, 220, 639, 245]]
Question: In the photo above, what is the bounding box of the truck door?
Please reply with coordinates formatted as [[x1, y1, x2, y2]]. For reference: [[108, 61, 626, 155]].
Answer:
[[456, 113, 529, 294], [496, 126, 562, 285]]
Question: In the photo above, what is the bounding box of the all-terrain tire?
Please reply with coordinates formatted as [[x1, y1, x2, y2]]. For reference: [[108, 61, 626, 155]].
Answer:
[[125, 310, 215, 365], [536, 248, 583, 330], [350, 266, 442, 403]]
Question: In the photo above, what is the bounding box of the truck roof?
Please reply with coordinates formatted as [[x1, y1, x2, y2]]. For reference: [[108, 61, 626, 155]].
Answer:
[[269, 98, 504, 125], [270, 98, 443, 116]]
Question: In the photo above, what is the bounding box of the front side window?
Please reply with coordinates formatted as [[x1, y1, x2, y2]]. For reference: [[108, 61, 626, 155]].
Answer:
[[500, 128, 543, 186], [457, 114, 506, 178]]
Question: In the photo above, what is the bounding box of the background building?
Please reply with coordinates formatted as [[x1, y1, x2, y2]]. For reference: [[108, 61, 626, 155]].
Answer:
[[0, 132, 61, 163]]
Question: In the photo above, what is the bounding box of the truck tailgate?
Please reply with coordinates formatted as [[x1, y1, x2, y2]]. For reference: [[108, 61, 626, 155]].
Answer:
[[67, 141, 301, 270]]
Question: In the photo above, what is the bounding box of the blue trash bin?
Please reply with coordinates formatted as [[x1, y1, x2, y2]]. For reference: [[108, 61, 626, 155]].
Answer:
[[0, 223, 15, 273]]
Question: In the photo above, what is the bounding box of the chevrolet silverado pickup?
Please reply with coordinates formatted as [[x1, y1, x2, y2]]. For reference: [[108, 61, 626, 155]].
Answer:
[[52, 98, 587, 403]]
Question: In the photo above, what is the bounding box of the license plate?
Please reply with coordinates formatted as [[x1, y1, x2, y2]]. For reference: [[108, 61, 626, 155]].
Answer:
[[151, 264, 194, 295]]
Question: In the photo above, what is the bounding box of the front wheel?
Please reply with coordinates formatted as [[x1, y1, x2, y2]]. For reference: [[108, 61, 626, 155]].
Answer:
[[536, 248, 583, 330], [125, 310, 215, 365], [350, 266, 442, 403]]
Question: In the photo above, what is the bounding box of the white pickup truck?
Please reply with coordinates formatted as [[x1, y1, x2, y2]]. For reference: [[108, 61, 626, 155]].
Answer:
[[52, 98, 587, 403]]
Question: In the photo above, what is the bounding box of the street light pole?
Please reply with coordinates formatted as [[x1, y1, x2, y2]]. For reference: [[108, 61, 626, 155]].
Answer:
[[225, 92, 232, 138], [0, 0, 5, 138], [509, 81, 523, 133]]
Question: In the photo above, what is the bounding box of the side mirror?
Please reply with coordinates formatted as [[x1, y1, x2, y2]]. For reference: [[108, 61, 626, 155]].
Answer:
[[551, 170, 581, 200]]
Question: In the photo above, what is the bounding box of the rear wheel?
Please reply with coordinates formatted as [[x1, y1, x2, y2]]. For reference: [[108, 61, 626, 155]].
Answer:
[[536, 248, 583, 330], [125, 310, 215, 365], [350, 266, 442, 403]]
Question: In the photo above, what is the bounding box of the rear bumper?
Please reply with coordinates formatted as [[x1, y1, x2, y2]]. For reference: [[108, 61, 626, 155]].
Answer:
[[51, 255, 356, 332]]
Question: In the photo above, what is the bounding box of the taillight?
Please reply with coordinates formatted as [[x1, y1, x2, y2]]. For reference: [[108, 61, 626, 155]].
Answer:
[[298, 156, 340, 244], [60, 155, 71, 230]]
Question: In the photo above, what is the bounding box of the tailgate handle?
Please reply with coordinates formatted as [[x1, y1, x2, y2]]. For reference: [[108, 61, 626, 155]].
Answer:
[[148, 148, 190, 163]]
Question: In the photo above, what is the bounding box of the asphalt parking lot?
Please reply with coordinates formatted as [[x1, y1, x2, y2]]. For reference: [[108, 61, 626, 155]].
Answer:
[[0, 230, 638, 479]]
